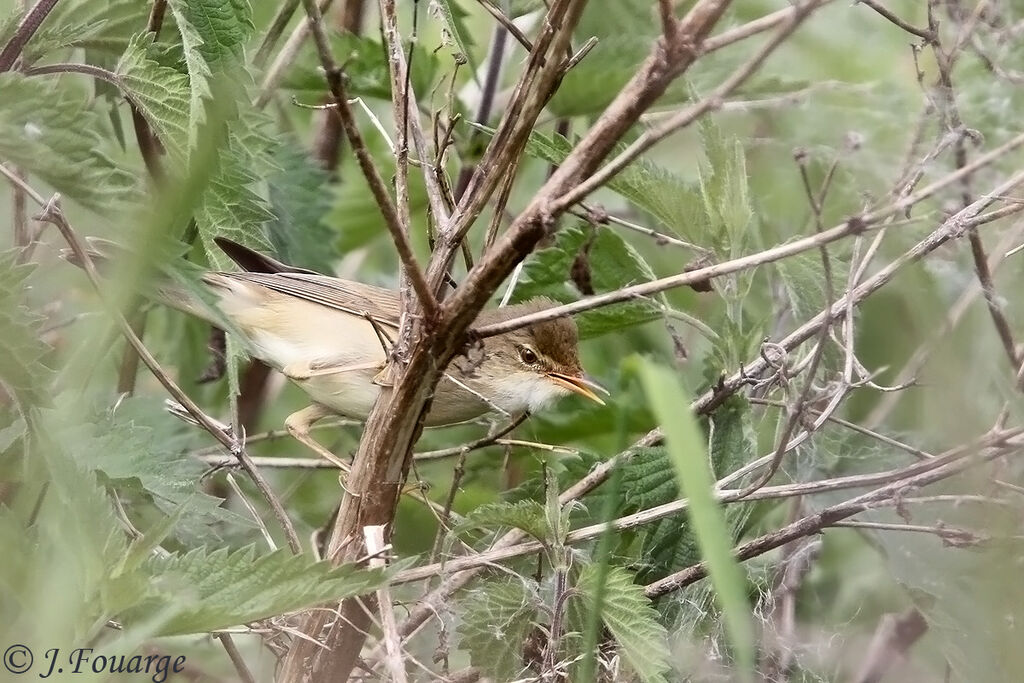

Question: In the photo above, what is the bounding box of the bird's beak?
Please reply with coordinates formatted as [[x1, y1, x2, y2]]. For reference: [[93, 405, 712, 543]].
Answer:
[[547, 372, 609, 405]]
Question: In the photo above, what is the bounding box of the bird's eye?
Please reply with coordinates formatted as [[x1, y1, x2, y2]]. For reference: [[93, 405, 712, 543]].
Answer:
[[519, 347, 538, 365]]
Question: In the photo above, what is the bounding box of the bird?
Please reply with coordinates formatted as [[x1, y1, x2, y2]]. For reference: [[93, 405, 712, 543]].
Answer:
[[67, 237, 606, 469]]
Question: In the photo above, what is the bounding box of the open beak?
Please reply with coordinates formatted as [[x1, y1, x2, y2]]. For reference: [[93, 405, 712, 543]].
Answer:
[[547, 372, 609, 406]]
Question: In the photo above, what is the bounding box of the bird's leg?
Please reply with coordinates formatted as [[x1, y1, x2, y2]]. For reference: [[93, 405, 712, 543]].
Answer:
[[284, 404, 350, 473]]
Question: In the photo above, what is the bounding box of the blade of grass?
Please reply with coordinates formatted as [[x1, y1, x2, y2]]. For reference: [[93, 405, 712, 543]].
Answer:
[[633, 356, 755, 678]]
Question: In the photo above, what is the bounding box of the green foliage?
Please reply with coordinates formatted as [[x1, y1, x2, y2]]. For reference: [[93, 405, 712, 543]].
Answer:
[[116, 33, 192, 165], [516, 128, 709, 243], [0, 74, 137, 211], [45, 396, 245, 543], [138, 546, 394, 635], [457, 578, 540, 680], [18, 0, 148, 63], [0, 251, 51, 416], [513, 222, 662, 337], [575, 564, 672, 683], [635, 357, 755, 676], [455, 499, 553, 543], [266, 141, 336, 273], [429, 0, 477, 72]]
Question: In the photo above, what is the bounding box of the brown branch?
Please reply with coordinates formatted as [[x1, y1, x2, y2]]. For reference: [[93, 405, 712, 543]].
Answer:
[[643, 430, 1021, 598], [253, 0, 301, 68], [475, 0, 532, 51], [855, 0, 937, 43], [385, 168, 1024, 648], [296, 0, 439, 320], [473, 132, 1024, 338], [255, 0, 336, 109], [851, 608, 929, 683], [386, 428, 1018, 586], [215, 633, 257, 683], [0, 0, 60, 72]]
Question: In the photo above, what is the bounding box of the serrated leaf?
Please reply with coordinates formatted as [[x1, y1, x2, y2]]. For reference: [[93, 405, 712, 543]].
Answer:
[[429, 0, 477, 73], [0, 251, 52, 413], [195, 130, 275, 269], [267, 140, 335, 273], [168, 0, 254, 147], [46, 395, 247, 543], [576, 564, 671, 683], [512, 128, 709, 243], [513, 222, 662, 337], [136, 546, 396, 635], [0, 74, 138, 211], [458, 578, 539, 680], [455, 500, 551, 543], [698, 117, 752, 255], [116, 33, 192, 166], [34, 0, 149, 58], [636, 357, 754, 676]]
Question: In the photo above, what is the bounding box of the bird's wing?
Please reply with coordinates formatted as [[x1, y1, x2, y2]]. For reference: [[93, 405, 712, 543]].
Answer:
[[213, 271, 402, 327]]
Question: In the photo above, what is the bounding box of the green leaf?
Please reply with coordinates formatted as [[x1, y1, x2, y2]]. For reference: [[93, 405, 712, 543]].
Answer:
[[513, 222, 662, 337], [429, 0, 477, 73], [116, 33, 192, 166], [35, 0, 149, 58], [167, 0, 254, 145], [698, 117, 752, 255], [46, 395, 247, 543], [0, 74, 138, 211], [454, 500, 555, 544], [266, 140, 336, 273], [458, 578, 539, 680], [194, 125, 275, 270], [635, 357, 755, 676], [515, 128, 708, 243], [576, 564, 671, 683], [136, 546, 396, 635], [0, 251, 52, 413]]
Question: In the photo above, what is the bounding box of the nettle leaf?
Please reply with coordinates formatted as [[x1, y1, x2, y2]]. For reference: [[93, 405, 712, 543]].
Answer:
[[136, 546, 395, 635], [168, 0, 254, 145], [46, 395, 246, 543], [0, 251, 52, 414], [576, 564, 671, 683], [513, 223, 661, 337], [0, 74, 137, 211], [116, 33, 192, 166], [35, 427, 137, 620], [698, 117, 752, 255], [31, 0, 148, 59], [266, 140, 335, 273], [458, 578, 540, 681], [429, 0, 477, 72], [455, 500, 552, 543], [516, 129, 709, 243], [195, 125, 275, 270]]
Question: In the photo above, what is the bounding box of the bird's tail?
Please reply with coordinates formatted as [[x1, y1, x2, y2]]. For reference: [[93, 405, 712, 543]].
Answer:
[[59, 238, 223, 326]]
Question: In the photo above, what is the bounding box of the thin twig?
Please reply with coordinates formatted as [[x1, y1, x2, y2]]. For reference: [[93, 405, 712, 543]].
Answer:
[[0, 0, 60, 71], [0, 173, 303, 555], [215, 634, 257, 683], [297, 0, 439, 319]]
